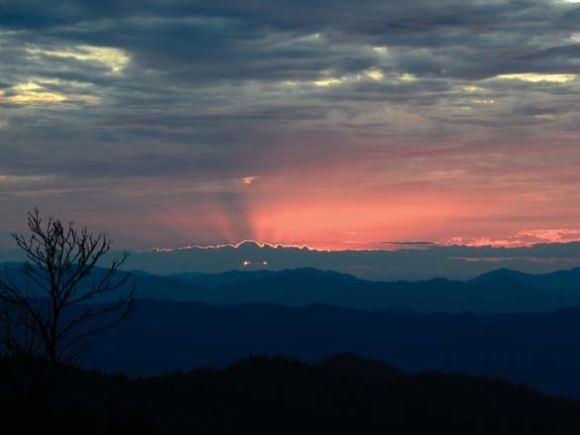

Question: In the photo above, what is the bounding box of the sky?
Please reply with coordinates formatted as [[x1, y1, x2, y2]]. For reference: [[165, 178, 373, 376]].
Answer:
[[1, 0, 580, 253]]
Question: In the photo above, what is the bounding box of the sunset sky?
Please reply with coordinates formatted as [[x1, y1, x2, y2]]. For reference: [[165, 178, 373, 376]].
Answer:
[[1, 0, 580, 252]]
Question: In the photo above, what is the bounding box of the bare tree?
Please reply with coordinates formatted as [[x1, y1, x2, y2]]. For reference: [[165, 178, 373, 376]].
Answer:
[[0, 208, 135, 363]]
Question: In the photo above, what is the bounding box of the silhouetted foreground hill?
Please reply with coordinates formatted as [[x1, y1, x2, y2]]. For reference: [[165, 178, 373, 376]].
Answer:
[[78, 299, 580, 397], [317, 353, 405, 381], [1, 354, 579, 434]]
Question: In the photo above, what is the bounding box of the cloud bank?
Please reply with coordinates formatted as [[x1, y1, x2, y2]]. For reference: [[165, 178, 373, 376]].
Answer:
[[1, 0, 579, 250], [122, 241, 580, 281]]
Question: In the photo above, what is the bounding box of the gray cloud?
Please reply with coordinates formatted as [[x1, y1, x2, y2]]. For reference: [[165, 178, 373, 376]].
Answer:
[[1, 0, 580, 249]]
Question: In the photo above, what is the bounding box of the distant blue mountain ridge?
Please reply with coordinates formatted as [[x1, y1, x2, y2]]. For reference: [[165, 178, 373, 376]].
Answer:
[[2, 262, 580, 312], [4, 262, 580, 397]]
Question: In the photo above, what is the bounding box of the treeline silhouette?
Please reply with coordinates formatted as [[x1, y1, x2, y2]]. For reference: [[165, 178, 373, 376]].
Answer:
[[2, 353, 579, 434]]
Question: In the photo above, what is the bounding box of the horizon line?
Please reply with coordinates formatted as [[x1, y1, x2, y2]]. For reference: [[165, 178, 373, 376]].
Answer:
[[145, 239, 580, 254]]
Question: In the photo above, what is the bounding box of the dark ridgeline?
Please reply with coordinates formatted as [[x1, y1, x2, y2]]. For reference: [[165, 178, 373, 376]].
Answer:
[[4, 263, 580, 396], [1, 353, 580, 434], [3, 257, 580, 431], [75, 298, 580, 398], [4, 263, 580, 312]]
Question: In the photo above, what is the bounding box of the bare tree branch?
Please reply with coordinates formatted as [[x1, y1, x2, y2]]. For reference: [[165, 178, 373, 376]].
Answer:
[[0, 208, 135, 363]]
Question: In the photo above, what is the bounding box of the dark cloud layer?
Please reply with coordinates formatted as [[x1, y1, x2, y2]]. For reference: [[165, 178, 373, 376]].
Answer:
[[1, 0, 579, 252]]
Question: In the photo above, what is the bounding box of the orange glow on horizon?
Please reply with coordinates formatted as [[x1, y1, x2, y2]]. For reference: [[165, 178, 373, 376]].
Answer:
[[146, 166, 580, 253]]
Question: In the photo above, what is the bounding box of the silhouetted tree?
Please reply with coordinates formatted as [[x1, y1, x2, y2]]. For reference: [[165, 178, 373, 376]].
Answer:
[[0, 208, 134, 363]]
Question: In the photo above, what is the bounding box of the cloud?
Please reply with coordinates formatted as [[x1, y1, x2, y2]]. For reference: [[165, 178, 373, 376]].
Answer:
[[241, 176, 257, 185], [0, 0, 579, 250], [25, 45, 130, 75], [108, 241, 580, 281], [384, 241, 435, 246], [494, 73, 577, 83]]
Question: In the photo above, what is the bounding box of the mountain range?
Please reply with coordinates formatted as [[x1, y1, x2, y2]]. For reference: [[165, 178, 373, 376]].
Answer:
[[77, 298, 580, 398], [129, 265, 580, 312], [3, 262, 580, 312], [4, 262, 580, 397]]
